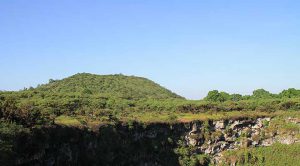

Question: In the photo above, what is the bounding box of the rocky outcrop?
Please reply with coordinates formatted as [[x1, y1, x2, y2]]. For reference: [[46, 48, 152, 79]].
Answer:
[[185, 117, 300, 164]]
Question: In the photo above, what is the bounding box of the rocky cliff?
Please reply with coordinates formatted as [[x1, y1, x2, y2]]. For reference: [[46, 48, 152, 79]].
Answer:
[[8, 117, 300, 166], [185, 117, 300, 164]]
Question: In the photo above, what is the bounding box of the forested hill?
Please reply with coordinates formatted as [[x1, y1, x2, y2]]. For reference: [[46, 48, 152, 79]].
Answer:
[[34, 73, 183, 99]]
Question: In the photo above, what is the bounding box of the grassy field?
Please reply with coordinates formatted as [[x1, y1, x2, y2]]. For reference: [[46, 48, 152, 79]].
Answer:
[[54, 116, 83, 127], [54, 110, 300, 128], [119, 110, 299, 123]]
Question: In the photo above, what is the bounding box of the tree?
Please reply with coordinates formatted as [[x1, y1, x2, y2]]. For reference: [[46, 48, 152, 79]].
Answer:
[[279, 88, 300, 98], [205, 90, 230, 102], [230, 94, 243, 102], [205, 90, 220, 102], [219, 92, 231, 102], [252, 89, 274, 99], [48, 79, 56, 84]]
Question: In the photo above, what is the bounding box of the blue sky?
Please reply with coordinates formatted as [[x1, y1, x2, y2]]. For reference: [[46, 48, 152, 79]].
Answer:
[[1, 0, 300, 99]]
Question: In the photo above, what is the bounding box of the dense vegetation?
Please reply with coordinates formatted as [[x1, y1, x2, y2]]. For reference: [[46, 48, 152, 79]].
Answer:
[[204, 88, 300, 102], [36, 73, 182, 100], [0, 73, 299, 165], [0, 73, 300, 127]]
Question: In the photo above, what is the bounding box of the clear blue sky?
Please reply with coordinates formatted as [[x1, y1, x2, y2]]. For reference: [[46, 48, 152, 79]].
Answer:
[[1, 0, 300, 99]]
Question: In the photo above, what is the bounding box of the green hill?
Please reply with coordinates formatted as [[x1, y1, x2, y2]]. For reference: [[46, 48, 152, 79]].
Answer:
[[36, 73, 183, 99]]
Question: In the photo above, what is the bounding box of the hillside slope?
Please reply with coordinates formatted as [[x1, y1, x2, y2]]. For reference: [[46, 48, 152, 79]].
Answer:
[[35, 73, 182, 99]]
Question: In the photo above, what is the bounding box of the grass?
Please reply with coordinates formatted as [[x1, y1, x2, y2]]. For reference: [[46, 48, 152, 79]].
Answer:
[[119, 110, 296, 124], [54, 110, 299, 129], [220, 143, 300, 166], [177, 111, 272, 122], [54, 116, 83, 127]]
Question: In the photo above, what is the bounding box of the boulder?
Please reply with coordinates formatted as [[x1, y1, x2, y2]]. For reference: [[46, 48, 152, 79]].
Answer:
[[252, 122, 263, 129], [189, 123, 200, 134], [204, 142, 225, 155], [215, 121, 225, 130], [187, 136, 198, 146], [252, 140, 259, 146], [230, 120, 241, 129]]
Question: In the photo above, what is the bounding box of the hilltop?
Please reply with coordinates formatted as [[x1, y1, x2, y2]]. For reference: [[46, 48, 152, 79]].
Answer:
[[35, 73, 183, 99]]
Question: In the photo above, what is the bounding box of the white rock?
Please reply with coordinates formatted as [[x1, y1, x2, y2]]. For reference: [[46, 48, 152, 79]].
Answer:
[[215, 121, 225, 130]]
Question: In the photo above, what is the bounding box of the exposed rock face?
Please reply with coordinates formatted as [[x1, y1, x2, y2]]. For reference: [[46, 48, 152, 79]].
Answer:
[[214, 120, 226, 130], [184, 117, 300, 164]]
